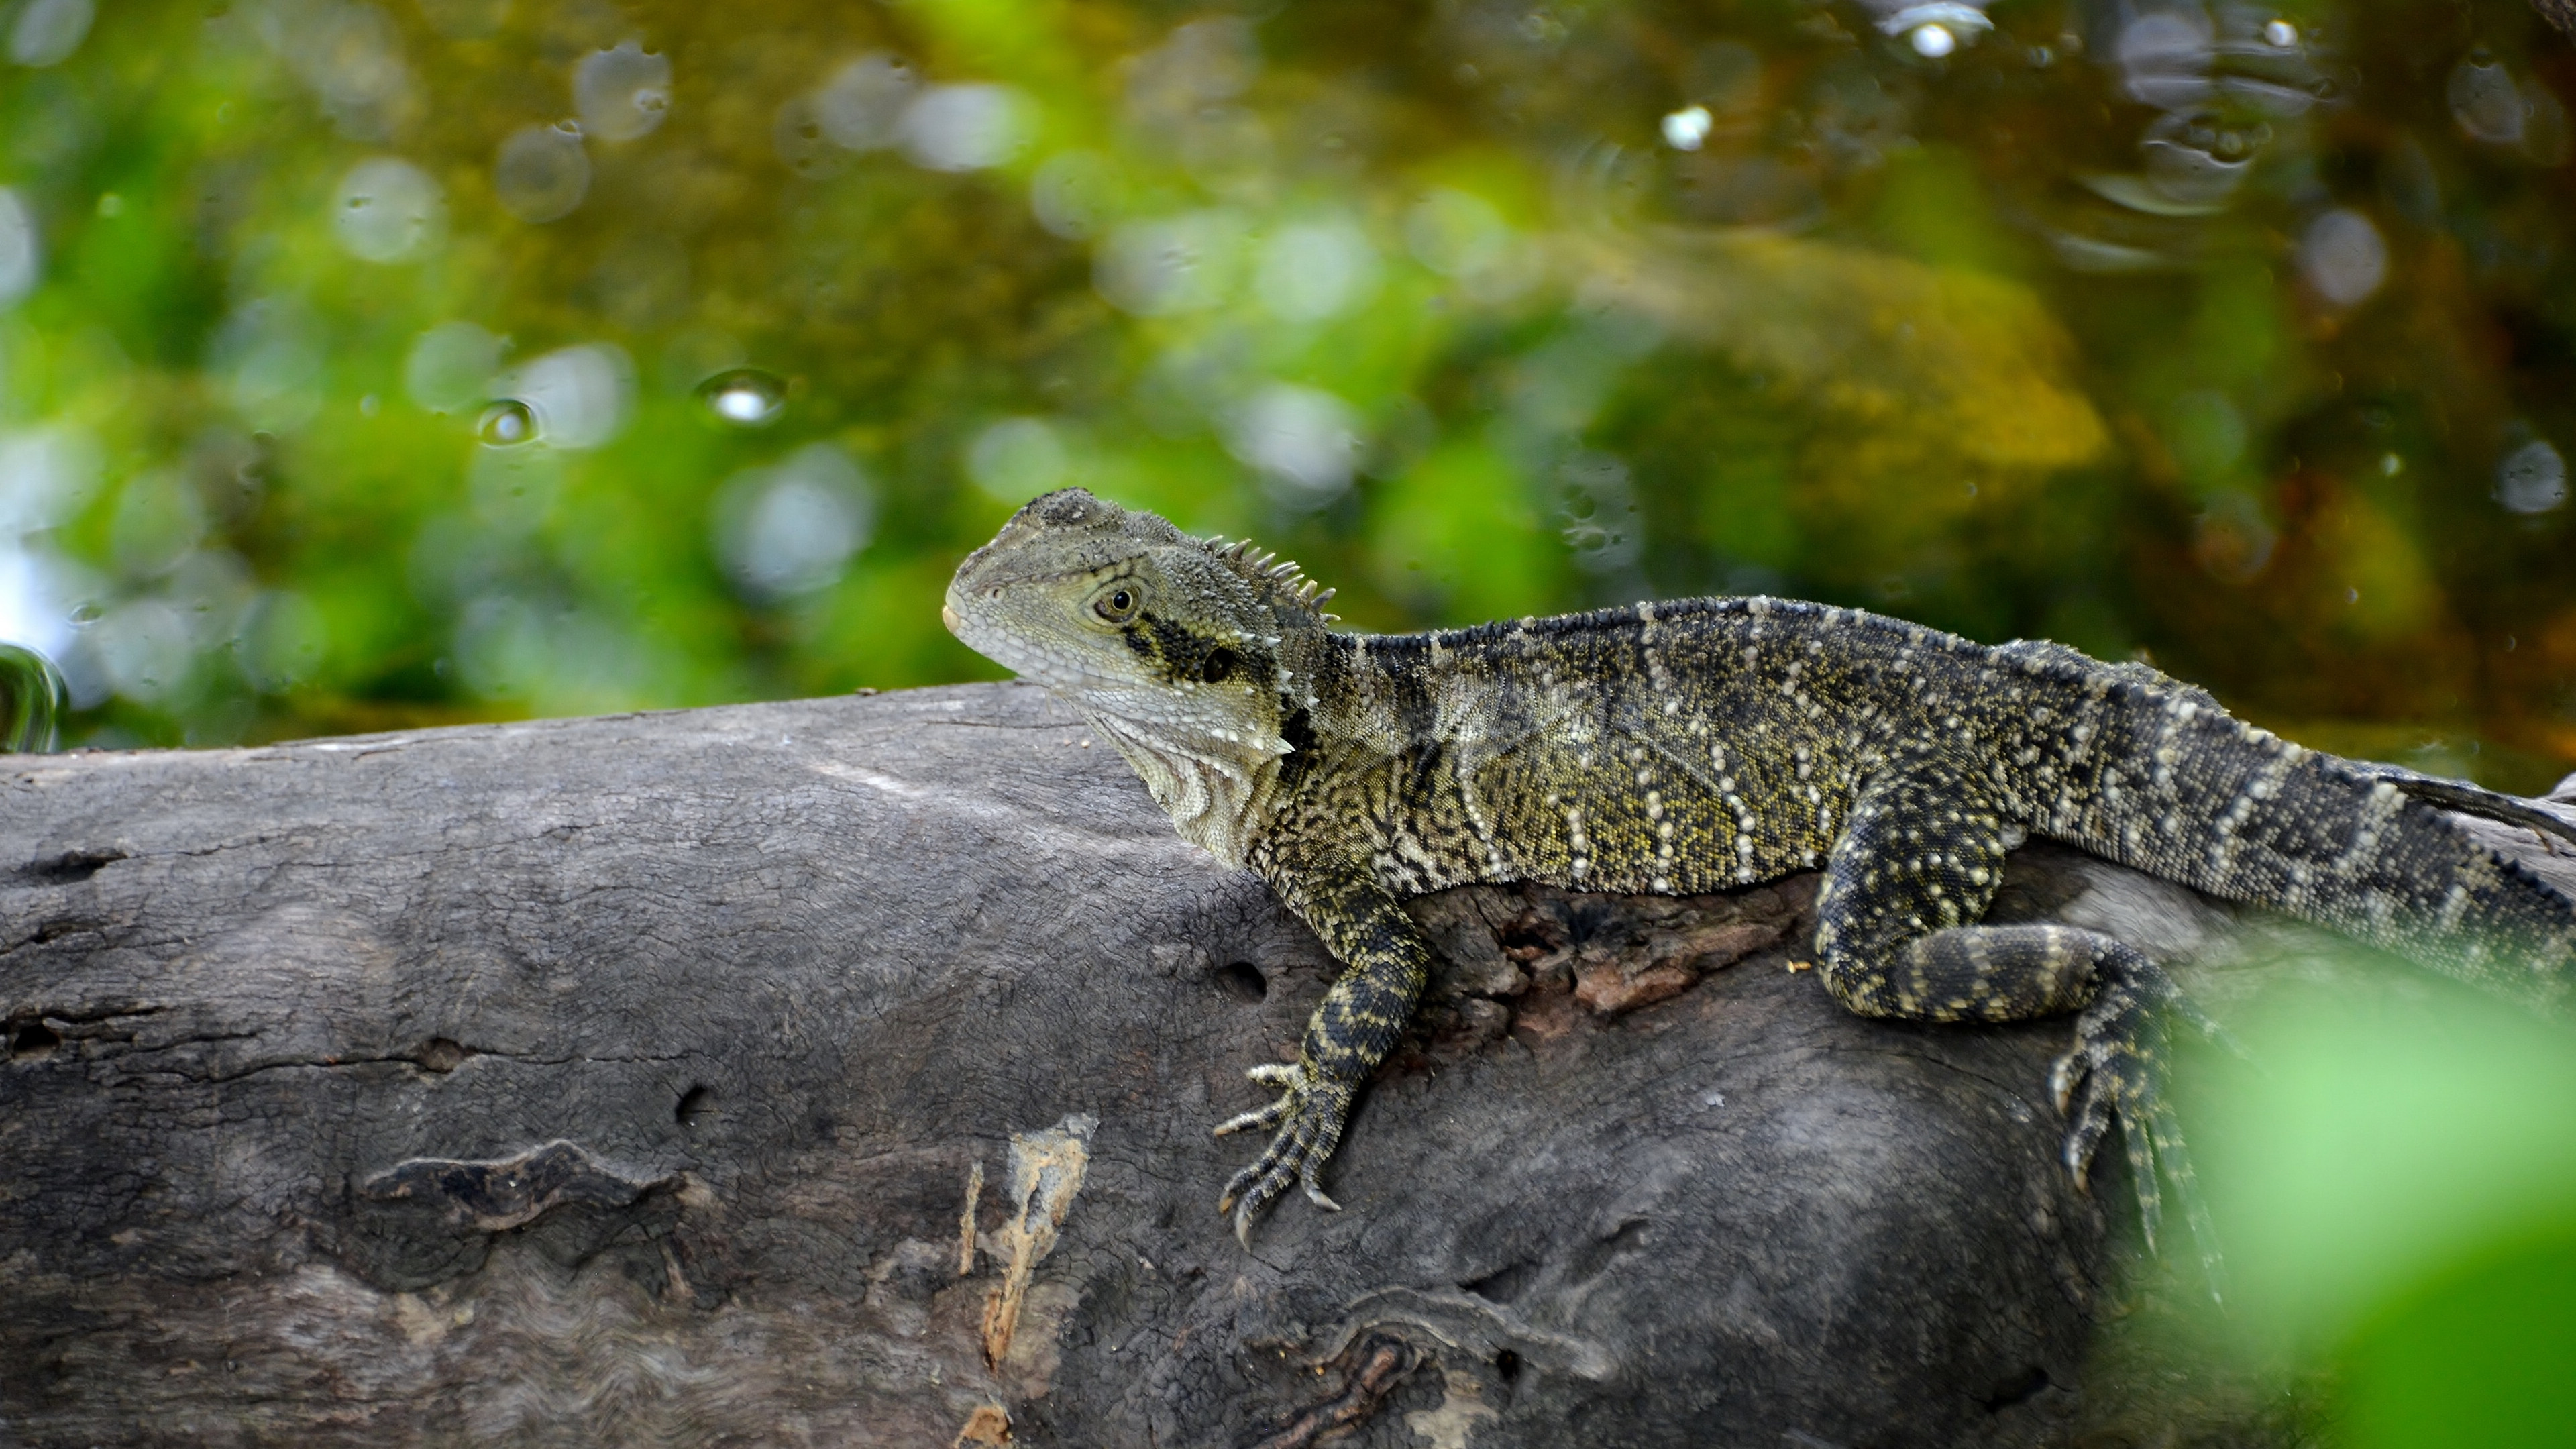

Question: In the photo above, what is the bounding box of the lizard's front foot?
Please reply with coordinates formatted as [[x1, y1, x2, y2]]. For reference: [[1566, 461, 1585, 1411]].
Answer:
[[1214, 1058, 1356, 1244], [2051, 954, 2231, 1295]]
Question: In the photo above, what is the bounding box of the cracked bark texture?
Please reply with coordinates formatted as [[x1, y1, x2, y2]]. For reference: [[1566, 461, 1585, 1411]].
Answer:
[[4, 682, 2573, 1448]]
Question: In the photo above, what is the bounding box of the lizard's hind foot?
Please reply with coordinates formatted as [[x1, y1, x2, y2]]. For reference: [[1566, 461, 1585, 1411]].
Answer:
[[1214, 1058, 1355, 1244], [2051, 951, 2226, 1299]]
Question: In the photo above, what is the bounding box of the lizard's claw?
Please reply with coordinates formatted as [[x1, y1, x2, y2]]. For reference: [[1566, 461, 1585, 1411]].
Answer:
[[2051, 957, 2227, 1302], [1214, 1058, 1356, 1245]]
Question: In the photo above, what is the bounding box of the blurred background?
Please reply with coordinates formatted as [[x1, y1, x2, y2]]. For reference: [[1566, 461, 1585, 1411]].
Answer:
[[0, 0, 2569, 786], [2, 0, 2573, 1438]]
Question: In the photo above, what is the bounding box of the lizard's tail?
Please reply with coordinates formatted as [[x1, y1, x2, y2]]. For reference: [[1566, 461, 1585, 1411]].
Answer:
[[2082, 696, 2576, 1010]]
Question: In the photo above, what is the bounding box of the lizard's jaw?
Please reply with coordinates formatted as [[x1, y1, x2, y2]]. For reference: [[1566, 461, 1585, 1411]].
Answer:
[[942, 584, 1136, 701]]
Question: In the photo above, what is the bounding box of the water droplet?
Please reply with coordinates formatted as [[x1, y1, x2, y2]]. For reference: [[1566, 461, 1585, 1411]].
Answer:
[[2262, 19, 2299, 47], [477, 399, 537, 446], [1031, 150, 1119, 239], [1255, 218, 1381, 321], [7, 0, 94, 68], [468, 441, 564, 531], [238, 591, 328, 694], [490, 344, 634, 451], [772, 93, 845, 178], [1878, 3, 1991, 55], [1095, 211, 1251, 315], [2136, 110, 2268, 207], [2496, 439, 2567, 514], [0, 643, 67, 753], [69, 601, 103, 625], [1660, 104, 1713, 151], [0, 186, 39, 307], [2191, 492, 2275, 581], [2449, 52, 2526, 146], [492, 122, 591, 223], [2298, 209, 2389, 307], [331, 156, 444, 263], [815, 54, 916, 152], [91, 598, 191, 704], [899, 84, 1033, 172], [2117, 11, 2214, 107], [695, 368, 788, 427], [574, 40, 672, 142]]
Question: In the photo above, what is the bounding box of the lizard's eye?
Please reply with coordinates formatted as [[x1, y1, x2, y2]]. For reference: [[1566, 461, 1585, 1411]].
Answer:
[[1093, 585, 1140, 623]]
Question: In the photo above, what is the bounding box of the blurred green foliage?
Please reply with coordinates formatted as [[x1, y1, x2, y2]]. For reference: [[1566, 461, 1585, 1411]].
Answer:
[[0, 0, 2569, 793], [2192, 975, 2576, 1447]]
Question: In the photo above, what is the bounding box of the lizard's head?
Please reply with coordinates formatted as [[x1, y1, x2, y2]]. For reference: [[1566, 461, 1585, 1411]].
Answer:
[[943, 488, 1334, 745]]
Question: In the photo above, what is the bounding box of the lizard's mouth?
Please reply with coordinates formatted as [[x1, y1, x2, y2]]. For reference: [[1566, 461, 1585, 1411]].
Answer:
[[940, 590, 1089, 692]]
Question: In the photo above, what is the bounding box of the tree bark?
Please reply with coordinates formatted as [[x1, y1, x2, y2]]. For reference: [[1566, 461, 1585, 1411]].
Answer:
[[3, 683, 2570, 1447]]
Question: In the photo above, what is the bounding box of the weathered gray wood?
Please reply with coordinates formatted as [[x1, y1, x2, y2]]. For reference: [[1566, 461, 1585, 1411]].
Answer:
[[2, 684, 2569, 1447]]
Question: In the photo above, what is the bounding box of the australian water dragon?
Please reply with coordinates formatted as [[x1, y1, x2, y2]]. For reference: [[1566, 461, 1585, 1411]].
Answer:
[[943, 488, 2576, 1263]]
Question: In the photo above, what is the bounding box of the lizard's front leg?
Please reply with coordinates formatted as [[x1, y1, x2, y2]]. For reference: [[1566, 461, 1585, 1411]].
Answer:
[[1216, 845, 1432, 1243]]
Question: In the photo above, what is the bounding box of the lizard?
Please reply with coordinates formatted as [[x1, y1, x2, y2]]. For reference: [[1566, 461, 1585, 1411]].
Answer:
[[941, 486, 2576, 1264]]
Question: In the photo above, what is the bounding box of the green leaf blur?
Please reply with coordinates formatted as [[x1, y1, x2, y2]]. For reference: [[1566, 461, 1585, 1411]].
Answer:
[[2191, 976, 2576, 1446], [0, 0, 2568, 800]]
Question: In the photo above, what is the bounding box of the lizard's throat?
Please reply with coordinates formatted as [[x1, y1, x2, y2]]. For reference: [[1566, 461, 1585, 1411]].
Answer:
[[1082, 710, 1285, 870]]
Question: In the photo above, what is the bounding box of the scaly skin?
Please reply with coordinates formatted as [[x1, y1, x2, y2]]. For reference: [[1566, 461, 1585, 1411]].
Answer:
[[943, 489, 2576, 1265]]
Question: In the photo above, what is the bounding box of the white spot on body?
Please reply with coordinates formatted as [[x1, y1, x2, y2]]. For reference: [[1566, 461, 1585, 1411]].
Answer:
[[2438, 882, 2471, 932]]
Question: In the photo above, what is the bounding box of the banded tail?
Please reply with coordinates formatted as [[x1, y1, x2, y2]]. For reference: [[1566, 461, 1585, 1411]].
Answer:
[[2065, 679, 2576, 1008]]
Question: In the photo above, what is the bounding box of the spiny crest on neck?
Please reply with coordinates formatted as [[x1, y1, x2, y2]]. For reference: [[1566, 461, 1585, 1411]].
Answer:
[[1200, 535, 1340, 625]]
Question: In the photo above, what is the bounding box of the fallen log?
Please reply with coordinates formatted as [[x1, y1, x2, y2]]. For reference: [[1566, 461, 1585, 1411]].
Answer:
[[3, 683, 2569, 1446]]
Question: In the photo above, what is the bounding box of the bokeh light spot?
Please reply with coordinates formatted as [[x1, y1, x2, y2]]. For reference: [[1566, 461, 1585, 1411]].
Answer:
[[900, 85, 1033, 172], [493, 122, 591, 223], [331, 157, 444, 263], [713, 444, 875, 602], [2300, 209, 2389, 307], [1226, 384, 1364, 506], [7, 0, 94, 68], [1254, 219, 1380, 321], [967, 417, 1070, 502], [0, 188, 38, 307]]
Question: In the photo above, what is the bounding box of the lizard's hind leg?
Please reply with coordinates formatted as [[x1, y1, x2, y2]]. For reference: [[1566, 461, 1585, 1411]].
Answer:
[[1813, 757, 2223, 1287]]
